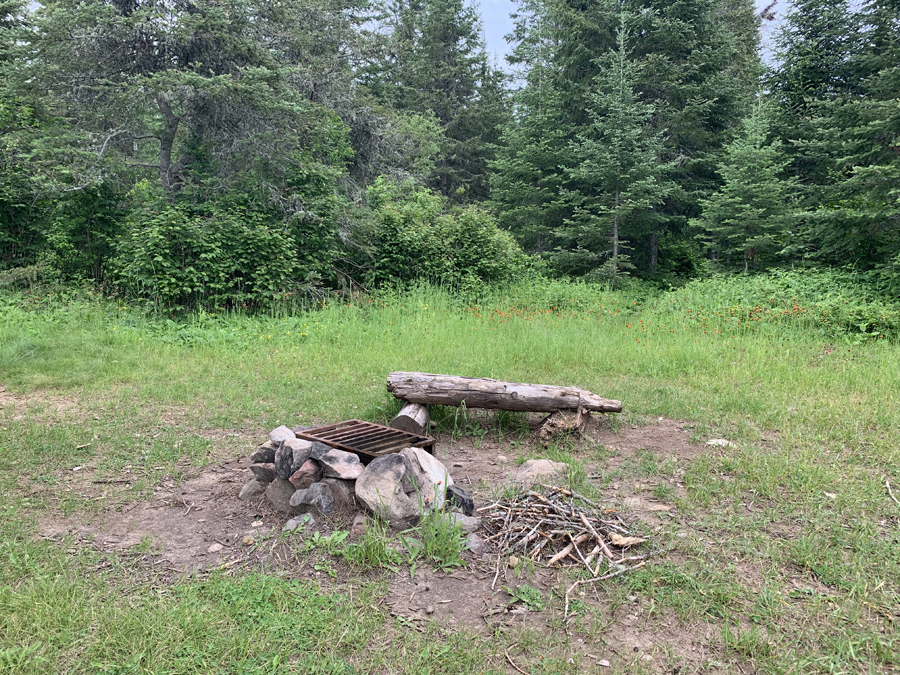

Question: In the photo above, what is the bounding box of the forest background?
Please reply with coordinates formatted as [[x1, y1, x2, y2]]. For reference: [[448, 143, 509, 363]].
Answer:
[[0, 0, 898, 310]]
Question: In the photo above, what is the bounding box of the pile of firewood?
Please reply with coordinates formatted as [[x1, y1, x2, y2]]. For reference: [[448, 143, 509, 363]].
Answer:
[[477, 485, 649, 616]]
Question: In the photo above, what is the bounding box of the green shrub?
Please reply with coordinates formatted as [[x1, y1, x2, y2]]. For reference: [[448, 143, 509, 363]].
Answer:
[[113, 184, 334, 310], [367, 178, 529, 290]]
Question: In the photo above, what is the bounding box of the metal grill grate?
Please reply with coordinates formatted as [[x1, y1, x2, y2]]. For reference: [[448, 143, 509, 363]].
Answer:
[[295, 420, 435, 460]]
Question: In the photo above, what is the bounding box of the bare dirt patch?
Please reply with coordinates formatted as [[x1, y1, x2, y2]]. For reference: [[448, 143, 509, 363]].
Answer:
[[0, 385, 81, 421], [39, 415, 727, 672]]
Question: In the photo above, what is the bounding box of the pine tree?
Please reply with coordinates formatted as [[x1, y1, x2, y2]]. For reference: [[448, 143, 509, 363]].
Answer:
[[560, 16, 672, 283], [798, 0, 900, 277], [363, 0, 507, 202], [693, 102, 796, 272], [489, 0, 574, 254]]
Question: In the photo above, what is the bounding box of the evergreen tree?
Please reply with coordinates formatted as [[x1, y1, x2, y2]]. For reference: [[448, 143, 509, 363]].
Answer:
[[363, 0, 507, 202], [489, 0, 574, 254], [797, 0, 900, 278], [559, 16, 672, 283], [491, 0, 761, 278], [693, 102, 796, 272]]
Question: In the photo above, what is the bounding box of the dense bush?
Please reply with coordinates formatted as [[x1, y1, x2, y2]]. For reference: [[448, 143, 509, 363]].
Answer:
[[114, 188, 335, 310], [367, 178, 529, 290], [666, 268, 900, 341]]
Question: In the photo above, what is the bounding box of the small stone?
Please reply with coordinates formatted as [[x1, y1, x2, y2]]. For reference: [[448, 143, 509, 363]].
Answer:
[[466, 533, 485, 554], [207, 543, 223, 553], [282, 513, 314, 532], [249, 440, 277, 463], [629, 595, 638, 603], [449, 513, 480, 533], [251, 520, 263, 528], [350, 513, 367, 537], [496, 455, 509, 463], [640, 654, 653, 663], [265, 477, 297, 514], [318, 448, 364, 480], [238, 479, 265, 501], [242, 536, 254, 546], [283, 438, 313, 473], [269, 425, 296, 443], [425, 605, 434, 615], [289, 459, 322, 490], [289, 482, 335, 516], [447, 485, 475, 516], [511, 459, 568, 484], [249, 463, 277, 483], [508, 555, 520, 569], [598, 659, 610, 668]]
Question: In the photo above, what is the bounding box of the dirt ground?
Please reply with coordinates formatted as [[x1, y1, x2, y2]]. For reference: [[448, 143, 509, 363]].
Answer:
[[38, 414, 723, 672]]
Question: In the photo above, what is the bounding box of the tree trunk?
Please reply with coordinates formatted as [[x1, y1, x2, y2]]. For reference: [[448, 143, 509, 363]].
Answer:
[[390, 402, 431, 436], [386, 372, 622, 413], [156, 95, 180, 196], [650, 230, 658, 274]]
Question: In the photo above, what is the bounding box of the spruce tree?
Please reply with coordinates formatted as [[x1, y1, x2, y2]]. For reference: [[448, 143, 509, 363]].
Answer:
[[364, 0, 507, 202], [692, 102, 796, 272], [560, 16, 672, 283]]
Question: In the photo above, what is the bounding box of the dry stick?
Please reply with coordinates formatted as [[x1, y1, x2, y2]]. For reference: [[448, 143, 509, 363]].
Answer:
[[491, 556, 502, 591], [579, 512, 615, 560], [887, 479, 900, 506], [568, 535, 595, 575], [547, 542, 575, 567], [505, 643, 529, 675], [564, 562, 646, 619]]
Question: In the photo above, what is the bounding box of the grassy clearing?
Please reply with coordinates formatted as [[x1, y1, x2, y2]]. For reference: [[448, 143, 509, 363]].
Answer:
[[1, 276, 899, 673]]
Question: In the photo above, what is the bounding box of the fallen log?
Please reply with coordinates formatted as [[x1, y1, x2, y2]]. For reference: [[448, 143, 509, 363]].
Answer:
[[389, 402, 430, 436], [386, 372, 622, 413]]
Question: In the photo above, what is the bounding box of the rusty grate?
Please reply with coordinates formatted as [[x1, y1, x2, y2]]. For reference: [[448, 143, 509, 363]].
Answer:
[[295, 419, 435, 460]]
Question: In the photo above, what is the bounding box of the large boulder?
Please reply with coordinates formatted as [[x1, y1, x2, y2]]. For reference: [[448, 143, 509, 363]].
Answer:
[[318, 448, 364, 480], [355, 454, 421, 529], [289, 482, 335, 516], [400, 447, 453, 509]]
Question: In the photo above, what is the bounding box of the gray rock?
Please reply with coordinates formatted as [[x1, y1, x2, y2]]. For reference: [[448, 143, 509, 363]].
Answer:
[[282, 513, 314, 532], [239, 479, 266, 501], [289, 482, 335, 516], [265, 477, 297, 514], [292, 425, 311, 435], [310, 441, 334, 460], [447, 485, 475, 516], [399, 447, 452, 509], [355, 454, 420, 529], [207, 543, 224, 553], [511, 459, 568, 484], [450, 513, 481, 533], [274, 443, 291, 479], [249, 440, 277, 463], [318, 448, 364, 480], [249, 463, 277, 483], [466, 533, 485, 555], [320, 478, 355, 511], [269, 425, 296, 443], [289, 459, 322, 490], [282, 438, 313, 473]]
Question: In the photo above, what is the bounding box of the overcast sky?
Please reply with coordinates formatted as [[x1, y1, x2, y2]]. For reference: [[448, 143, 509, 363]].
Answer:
[[477, 0, 785, 63]]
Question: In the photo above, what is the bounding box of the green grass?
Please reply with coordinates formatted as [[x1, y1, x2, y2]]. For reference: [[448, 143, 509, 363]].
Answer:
[[1, 277, 899, 673]]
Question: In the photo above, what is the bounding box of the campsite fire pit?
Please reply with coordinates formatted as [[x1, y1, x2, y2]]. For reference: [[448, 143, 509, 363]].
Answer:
[[296, 419, 435, 461]]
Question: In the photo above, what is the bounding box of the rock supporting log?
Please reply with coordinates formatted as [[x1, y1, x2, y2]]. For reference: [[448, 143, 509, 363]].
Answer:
[[390, 402, 430, 436], [386, 372, 622, 413]]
